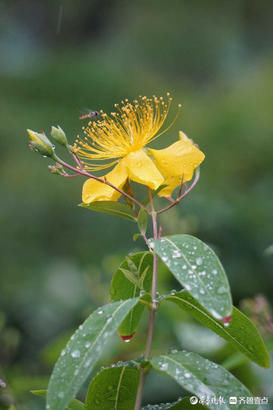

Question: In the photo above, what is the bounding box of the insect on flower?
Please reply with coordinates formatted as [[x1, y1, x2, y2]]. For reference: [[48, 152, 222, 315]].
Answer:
[[79, 109, 100, 121]]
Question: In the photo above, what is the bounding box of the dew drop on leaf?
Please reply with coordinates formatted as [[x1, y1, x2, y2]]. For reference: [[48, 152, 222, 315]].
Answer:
[[71, 349, 81, 358]]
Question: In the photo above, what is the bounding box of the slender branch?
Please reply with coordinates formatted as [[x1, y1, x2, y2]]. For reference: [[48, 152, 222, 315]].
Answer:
[[135, 188, 158, 410], [52, 154, 147, 211], [157, 168, 200, 214], [70, 152, 83, 170]]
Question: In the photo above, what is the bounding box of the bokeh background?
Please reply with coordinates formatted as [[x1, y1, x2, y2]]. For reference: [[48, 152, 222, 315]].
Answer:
[[0, 0, 273, 408]]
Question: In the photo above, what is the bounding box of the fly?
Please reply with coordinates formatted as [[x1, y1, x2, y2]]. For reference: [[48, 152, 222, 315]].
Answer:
[[79, 109, 99, 120]]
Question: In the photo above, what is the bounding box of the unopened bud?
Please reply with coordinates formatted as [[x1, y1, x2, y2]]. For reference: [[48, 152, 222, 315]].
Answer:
[[50, 126, 67, 146], [27, 129, 54, 157], [48, 163, 64, 175]]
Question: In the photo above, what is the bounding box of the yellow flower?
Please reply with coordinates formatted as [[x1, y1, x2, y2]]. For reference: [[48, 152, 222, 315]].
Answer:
[[74, 95, 205, 203]]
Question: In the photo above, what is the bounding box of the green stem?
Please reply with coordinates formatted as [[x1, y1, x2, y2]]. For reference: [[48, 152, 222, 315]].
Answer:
[[134, 188, 158, 410]]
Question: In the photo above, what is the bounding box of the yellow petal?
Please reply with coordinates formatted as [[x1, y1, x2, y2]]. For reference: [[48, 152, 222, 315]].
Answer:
[[124, 150, 164, 190], [82, 160, 128, 203], [149, 131, 205, 196]]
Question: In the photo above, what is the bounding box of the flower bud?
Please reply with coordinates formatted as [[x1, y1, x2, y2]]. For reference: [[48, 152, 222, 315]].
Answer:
[[48, 163, 64, 175], [50, 125, 67, 146], [27, 129, 54, 157]]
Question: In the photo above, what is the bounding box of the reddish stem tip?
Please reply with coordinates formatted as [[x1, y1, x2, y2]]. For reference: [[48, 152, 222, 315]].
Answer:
[[220, 315, 232, 324], [120, 333, 135, 342]]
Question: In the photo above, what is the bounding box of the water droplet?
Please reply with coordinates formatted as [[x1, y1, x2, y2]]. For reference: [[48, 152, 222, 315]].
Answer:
[[58, 392, 64, 399], [140, 290, 145, 296], [184, 372, 191, 378], [175, 368, 181, 376], [220, 315, 231, 326], [61, 349, 66, 356], [196, 257, 203, 265], [106, 316, 112, 324], [170, 289, 176, 295], [173, 250, 182, 258], [160, 363, 168, 371], [199, 289, 205, 295], [182, 264, 187, 269], [217, 286, 227, 294], [121, 332, 135, 342], [71, 349, 81, 358], [212, 269, 218, 275], [85, 341, 91, 348], [199, 270, 206, 276], [97, 308, 103, 315]]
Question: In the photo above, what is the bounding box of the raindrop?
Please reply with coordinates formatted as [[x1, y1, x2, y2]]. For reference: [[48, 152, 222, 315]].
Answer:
[[58, 392, 64, 399], [61, 349, 66, 356], [97, 308, 103, 315], [199, 270, 206, 276], [170, 290, 176, 295], [160, 363, 168, 371], [121, 332, 135, 342], [199, 289, 205, 295], [184, 372, 191, 378], [182, 264, 187, 269], [217, 286, 227, 294], [212, 269, 218, 275], [71, 349, 81, 358], [196, 257, 203, 265], [220, 315, 231, 326], [85, 342, 91, 348], [106, 316, 112, 324], [173, 250, 182, 258]]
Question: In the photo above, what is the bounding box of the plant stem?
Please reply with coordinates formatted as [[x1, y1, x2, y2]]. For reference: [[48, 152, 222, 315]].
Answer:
[[134, 188, 158, 410]]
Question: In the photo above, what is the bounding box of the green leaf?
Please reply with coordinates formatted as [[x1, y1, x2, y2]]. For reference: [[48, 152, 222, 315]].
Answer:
[[47, 298, 139, 410], [137, 208, 148, 235], [79, 201, 136, 221], [31, 390, 84, 410], [150, 235, 232, 320], [221, 352, 249, 371], [151, 351, 258, 410], [111, 252, 153, 336], [164, 290, 270, 368], [85, 366, 140, 409]]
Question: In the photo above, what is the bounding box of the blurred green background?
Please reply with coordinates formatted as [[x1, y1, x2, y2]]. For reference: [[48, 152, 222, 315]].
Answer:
[[0, 0, 273, 408]]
